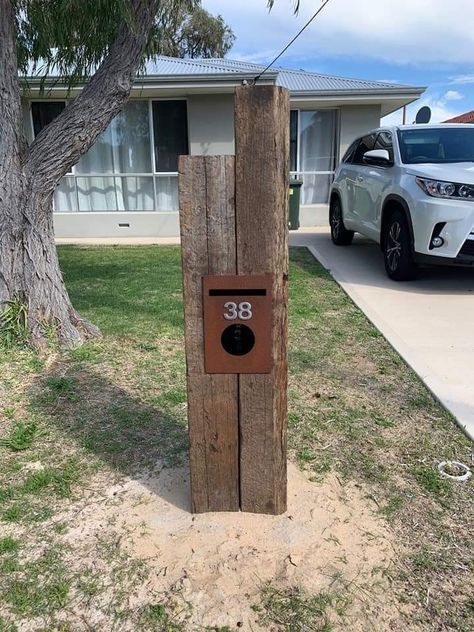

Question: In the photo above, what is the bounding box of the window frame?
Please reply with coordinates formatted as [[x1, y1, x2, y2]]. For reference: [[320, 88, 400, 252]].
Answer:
[[290, 109, 299, 172], [289, 107, 340, 206]]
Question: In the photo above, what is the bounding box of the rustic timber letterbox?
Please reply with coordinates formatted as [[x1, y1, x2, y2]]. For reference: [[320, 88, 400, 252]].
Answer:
[[180, 85, 289, 515], [203, 274, 273, 374]]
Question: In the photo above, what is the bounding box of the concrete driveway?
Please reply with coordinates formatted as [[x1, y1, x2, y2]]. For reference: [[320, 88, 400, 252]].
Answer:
[[290, 228, 474, 440]]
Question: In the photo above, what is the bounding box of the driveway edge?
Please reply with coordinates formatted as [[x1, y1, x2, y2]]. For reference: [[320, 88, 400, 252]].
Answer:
[[306, 245, 474, 442]]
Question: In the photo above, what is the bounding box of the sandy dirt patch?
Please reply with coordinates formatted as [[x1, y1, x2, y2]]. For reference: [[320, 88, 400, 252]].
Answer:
[[60, 461, 404, 630]]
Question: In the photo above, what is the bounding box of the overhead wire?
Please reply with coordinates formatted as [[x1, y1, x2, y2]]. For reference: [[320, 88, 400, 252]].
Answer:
[[254, 0, 332, 83]]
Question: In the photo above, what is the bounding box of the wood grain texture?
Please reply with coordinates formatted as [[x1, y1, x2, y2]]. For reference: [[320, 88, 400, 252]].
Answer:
[[179, 155, 239, 512], [235, 85, 289, 515]]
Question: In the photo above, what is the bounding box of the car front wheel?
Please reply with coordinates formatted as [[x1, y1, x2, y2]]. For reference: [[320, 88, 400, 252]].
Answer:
[[383, 210, 418, 281], [330, 198, 354, 245]]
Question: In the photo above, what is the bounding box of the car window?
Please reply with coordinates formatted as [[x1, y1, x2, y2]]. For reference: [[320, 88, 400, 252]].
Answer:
[[374, 131, 394, 163], [398, 128, 474, 164], [353, 133, 377, 164], [341, 138, 360, 164]]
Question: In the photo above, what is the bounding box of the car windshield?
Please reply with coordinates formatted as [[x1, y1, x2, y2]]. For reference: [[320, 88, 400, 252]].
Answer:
[[398, 128, 474, 164]]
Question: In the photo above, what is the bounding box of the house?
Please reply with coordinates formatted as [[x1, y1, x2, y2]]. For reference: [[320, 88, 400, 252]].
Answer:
[[443, 110, 474, 124], [22, 56, 425, 238]]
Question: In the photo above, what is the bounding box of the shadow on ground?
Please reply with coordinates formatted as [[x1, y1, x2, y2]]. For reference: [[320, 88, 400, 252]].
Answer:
[[28, 362, 192, 512]]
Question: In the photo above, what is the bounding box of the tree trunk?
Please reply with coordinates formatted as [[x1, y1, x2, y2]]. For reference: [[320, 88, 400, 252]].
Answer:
[[0, 0, 159, 347], [1, 176, 100, 346], [0, 0, 97, 346]]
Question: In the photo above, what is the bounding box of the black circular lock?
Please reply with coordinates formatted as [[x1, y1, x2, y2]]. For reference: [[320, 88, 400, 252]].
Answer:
[[221, 324, 255, 356]]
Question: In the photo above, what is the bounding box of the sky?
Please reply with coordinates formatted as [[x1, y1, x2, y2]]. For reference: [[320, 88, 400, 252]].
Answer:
[[202, 0, 474, 124]]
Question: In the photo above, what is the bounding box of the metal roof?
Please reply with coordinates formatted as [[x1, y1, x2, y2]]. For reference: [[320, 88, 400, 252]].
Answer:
[[23, 55, 425, 101], [143, 56, 424, 95], [144, 56, 250, 75]]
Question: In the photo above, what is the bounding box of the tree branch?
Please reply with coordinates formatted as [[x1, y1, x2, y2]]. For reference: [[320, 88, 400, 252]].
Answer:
[[25, 0, 160, 193]]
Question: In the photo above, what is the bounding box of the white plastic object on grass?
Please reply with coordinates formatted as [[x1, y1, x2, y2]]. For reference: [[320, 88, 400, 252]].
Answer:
[[437, 461, 472, 482]]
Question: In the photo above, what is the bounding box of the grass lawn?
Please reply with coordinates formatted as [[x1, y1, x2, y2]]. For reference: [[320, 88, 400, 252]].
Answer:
[[0, 245, 473, 631]]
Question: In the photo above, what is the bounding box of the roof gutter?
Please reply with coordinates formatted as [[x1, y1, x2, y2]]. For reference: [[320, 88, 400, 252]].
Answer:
[[21, 70, 279, 91], [289, 86, 426, 99]]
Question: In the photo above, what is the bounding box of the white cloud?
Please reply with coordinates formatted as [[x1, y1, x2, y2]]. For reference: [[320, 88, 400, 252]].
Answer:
[[444, 90, 464, 101], [382, 94, 462, 126], [204, 0, 474, 68], [451, 74, 474, 84]]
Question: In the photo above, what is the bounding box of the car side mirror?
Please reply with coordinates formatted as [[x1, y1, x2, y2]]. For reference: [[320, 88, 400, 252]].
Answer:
[[363, 149, 392, 167]]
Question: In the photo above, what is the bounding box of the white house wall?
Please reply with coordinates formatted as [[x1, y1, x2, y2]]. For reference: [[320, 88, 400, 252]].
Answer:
[[339, 104, 382, 159], [53, 211, 179, 238], [188, 94, 235, 156]]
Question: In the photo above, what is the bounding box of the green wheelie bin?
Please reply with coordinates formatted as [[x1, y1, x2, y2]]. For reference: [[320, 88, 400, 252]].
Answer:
[[288, 179, 303, 230]]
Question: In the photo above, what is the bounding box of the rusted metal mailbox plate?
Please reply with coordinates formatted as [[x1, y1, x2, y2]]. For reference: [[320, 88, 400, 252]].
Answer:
[[203, 275, 273, 374]]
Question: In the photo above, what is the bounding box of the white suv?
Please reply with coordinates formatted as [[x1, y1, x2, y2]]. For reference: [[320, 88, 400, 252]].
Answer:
[[329, 124, 474, 280]]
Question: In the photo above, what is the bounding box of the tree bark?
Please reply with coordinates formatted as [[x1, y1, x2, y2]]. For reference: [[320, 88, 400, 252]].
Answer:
[[0, 0, 160, 346]]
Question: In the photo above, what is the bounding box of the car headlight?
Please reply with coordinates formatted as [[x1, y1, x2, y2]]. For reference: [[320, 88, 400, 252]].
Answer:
[[416, 177, 474, 200]]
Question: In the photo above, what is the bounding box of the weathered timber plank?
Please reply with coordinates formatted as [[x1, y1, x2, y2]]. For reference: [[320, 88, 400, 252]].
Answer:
[[179, 155, 239, 512], [235, 85, 289, 515]]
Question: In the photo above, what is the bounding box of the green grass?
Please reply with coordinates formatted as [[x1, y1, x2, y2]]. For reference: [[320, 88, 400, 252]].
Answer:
[[0, 298, 28, 348], [286, 248, 474, 632], [1, 545, 71, 618], [0, 538, 20, 555], [0, 245, 472, 632], [139, 603, 186, 631], [255, 584, 351, 631], [60, 245, 184, 340], [0, 421, 45, 451]]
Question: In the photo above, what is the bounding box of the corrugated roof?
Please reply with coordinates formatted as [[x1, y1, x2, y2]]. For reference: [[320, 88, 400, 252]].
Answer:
[[144, 56, 421, 94], [24, 55, 424, 98], [443, 110, 474, 124], [145, 56, 248, 75]]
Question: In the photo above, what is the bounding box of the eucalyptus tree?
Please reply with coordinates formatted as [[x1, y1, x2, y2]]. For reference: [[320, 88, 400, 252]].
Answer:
[[0, 0, 233, 347]]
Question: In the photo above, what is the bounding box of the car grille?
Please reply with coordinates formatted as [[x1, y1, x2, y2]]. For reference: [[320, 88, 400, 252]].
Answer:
[[458, 233, 474, 257]]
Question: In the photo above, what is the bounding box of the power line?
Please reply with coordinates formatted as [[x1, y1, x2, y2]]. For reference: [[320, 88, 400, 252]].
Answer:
[[254, 0, 332, 83]]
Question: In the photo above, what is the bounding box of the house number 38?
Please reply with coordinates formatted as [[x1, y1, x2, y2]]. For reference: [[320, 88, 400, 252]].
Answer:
[[223, 302, 253, 321]]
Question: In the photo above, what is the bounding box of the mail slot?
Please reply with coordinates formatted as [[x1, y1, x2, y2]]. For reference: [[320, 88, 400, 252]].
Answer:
[[203, 275, 273, 374]]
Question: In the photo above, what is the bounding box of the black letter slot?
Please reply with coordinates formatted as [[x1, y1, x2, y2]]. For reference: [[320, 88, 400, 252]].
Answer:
[[209, 289, 267, 297]]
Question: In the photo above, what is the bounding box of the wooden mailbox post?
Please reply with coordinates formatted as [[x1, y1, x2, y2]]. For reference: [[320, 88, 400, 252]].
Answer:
[[179, 85, 289, 515]]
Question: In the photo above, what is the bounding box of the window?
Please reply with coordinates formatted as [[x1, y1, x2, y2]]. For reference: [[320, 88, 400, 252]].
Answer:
[[47, 100, 185, 213], [342, 138, 360, 164], [374, 131, 394, 163], [76, 101, 152, 175], [74, 101, 154, 212], [353, 133, 377, 164], [152, 100, 189, 171], [31, 101, 65, 137], [290, 110, 298, 171], [398, 128, 474, 164], [292, 109, 339, 205]]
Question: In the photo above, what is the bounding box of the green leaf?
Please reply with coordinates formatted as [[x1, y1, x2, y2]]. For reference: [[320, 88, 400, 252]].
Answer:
[[14, 0, 235, 87]]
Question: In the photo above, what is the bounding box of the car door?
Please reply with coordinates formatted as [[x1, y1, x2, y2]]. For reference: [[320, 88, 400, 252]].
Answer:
[[367, 131, 395, 237], [336, 138, 360, 228], [351, 132, 395, 240], [349, 133, 377, 232]]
